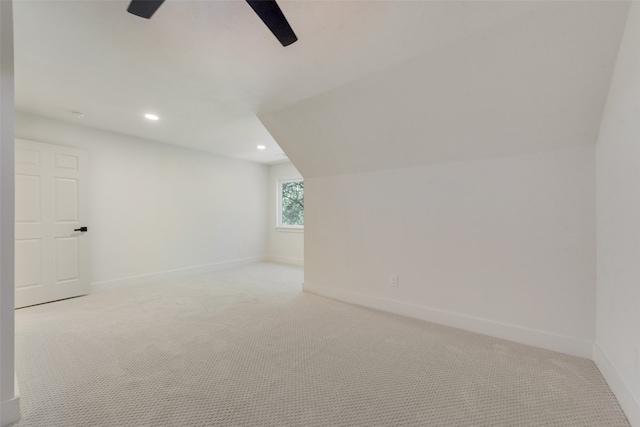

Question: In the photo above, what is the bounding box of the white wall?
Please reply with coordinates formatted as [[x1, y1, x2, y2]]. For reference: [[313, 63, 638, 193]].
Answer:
[[266, 161, 303, 266], [0, 1, 19, 425], [15, 112, 268, 288], [594, 3, 640, 425], [304, 146, 596, 358]]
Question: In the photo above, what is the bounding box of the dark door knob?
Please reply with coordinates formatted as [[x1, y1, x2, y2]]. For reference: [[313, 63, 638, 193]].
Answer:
[[74, 227, 88, 232]]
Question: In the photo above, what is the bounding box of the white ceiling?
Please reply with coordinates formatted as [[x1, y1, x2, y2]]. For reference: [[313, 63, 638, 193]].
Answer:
[[13, 0, 551, 164], [260, 1, 630, 177]]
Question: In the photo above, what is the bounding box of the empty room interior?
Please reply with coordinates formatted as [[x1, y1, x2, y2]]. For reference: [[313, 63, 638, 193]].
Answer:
[[1, 0, 640, 426]]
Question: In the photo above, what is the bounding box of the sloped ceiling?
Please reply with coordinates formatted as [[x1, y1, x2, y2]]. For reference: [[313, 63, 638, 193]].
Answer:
[[259, 2, 630, 177], [14, 0, 557, 164]]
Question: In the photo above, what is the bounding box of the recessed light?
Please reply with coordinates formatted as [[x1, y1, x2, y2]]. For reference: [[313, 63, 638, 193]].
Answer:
[[257, 145, 266, 150], [71, 111, 85, 119], [144, 113, 159, 121]]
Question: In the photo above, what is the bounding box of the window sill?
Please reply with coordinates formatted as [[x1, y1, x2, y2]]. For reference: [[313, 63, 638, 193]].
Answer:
[[276, 227, 304, 233]]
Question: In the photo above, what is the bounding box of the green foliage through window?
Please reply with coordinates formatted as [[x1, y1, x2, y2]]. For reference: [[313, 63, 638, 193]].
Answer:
[[281, 180, 304, 227]]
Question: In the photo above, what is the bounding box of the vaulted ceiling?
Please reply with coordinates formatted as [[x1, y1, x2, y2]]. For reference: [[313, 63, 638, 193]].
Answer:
[[14, 1, 630, 169], [260, 1, 630, 177]]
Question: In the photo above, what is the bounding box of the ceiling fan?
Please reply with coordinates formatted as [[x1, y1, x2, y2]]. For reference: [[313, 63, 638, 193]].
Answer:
[[126, 0, 298, 47]]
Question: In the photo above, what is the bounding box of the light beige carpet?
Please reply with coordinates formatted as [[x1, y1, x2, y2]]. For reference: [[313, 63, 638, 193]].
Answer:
[[13, 263, 629, 426]]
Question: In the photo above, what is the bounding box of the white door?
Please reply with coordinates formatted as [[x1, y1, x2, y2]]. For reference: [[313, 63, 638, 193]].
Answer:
[[15, 139, 89, 308]]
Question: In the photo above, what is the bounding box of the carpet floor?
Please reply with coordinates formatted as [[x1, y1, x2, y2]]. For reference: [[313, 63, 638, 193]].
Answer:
[[13, 263, 629, 426]]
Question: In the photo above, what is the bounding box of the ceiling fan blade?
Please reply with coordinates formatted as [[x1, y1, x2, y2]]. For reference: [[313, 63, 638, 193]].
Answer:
[[127, 0, 165, 19], [246, 0, 298, 47]]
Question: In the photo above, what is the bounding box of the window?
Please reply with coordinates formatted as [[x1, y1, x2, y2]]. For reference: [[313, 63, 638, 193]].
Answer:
[[277, 178, 304, 229]]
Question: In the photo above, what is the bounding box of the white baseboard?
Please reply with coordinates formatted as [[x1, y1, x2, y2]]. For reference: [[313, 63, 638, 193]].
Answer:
[[1, 374, 20, 427], [593, 342, 640, 426], [91, 256, 266, 293], [266, 255, 304, 267], [303, 282, 593, 359]]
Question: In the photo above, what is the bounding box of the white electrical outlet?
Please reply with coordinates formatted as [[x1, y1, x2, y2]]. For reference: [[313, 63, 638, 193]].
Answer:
[[390, 275, 398, 288]]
